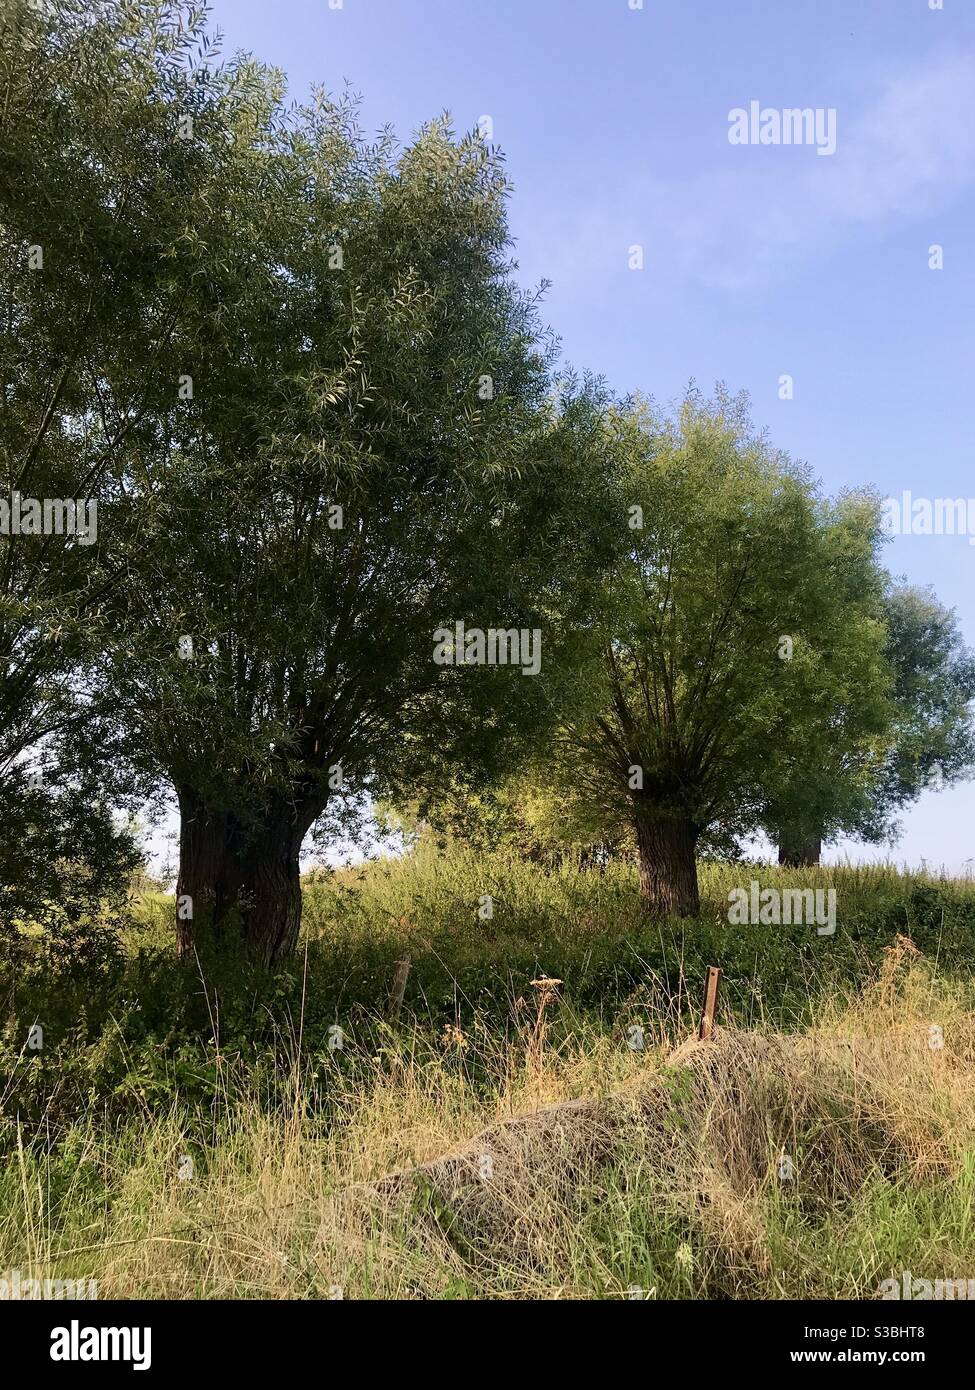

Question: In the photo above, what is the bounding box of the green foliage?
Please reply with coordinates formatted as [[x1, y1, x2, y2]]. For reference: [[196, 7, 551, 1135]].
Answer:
[[1, 753, 141, 933], [765, 582, 975, 851], [0, 0, 256, 919], [534, 389, 896, 870], [0, 0, 234, 756], [878, 583, 975, 811], [4, 844, 975, 1135], [380, 770, 631, 863], [1, 0, 618, 955], [94, 66, 616, 830]]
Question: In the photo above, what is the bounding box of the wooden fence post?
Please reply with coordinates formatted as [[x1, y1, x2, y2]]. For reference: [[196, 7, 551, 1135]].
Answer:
[[388, 957, 411, 1022], [699, 966, 721, 1041]]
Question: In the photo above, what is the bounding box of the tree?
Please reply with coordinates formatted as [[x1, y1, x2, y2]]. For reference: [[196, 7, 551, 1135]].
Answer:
[[381, 766, 631, 867], [0, 762, 141, 936], [71, 53, 615, 961], [1, 0, 246, 916], [767, 583, 975, 864], [2, 0, 616, 963], [548, 388, 894, 917]]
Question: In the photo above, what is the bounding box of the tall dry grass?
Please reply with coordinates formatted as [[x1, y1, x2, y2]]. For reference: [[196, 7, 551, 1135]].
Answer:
[[3, 944, 973, 1300]]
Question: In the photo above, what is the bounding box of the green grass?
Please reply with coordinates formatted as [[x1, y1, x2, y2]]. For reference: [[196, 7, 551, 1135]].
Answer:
[[1, 846, 974, 1298]]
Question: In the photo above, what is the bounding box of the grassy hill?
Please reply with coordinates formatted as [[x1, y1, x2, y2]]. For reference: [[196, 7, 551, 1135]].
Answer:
[[2, 850, 974, 1298]]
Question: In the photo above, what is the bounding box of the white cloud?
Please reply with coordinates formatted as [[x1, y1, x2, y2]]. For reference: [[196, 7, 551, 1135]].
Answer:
[[532, 46, 975, 293]]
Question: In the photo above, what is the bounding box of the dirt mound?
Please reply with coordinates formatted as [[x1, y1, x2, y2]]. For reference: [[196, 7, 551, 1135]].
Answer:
[[330, 1026, 918, 1280]]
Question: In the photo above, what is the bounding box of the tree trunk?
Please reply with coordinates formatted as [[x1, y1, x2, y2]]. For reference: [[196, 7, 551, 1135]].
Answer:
[[174, 791, 243, 957], [777, 833, 822, 867], [174, 789, 322, 966], [236, 816, 304, 967], [634, 813, 700, 917]]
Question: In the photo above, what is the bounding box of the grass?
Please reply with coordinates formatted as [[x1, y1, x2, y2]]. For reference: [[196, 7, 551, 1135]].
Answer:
[[2, 847, 975, 1299]]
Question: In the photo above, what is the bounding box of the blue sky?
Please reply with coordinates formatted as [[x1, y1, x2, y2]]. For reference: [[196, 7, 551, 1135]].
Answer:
[[200, 0, 975, 872]]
